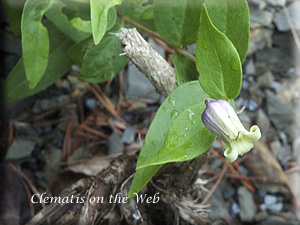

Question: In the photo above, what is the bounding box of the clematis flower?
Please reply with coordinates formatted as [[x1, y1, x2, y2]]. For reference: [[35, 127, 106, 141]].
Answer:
[[201, 99, 261, 162]]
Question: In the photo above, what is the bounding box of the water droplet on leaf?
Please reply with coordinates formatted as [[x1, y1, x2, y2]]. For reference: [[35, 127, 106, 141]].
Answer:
[[171, 110, 179, 119]]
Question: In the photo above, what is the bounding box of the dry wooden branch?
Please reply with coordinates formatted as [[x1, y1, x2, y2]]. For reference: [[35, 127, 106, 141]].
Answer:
[[116, 28, 177, 97]]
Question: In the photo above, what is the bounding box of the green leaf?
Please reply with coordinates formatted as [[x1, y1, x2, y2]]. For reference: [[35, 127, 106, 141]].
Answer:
[[204, 0, 250, 63], [1, 21, 74, 103], [196, 5, 242, 100], [170, 55, 197, 86], [45, 0, 91, 42], [106, 7, 118, 31], [68, 37, 94, 63], [70, 17, 92, 33], [129, 81, 211, 198], [78, 34, 128, 83], [154, 0, 203, 46], [90, 0, 121, 45], [1, 0, 25, 36], [21, 0, 54, 89], [133, 0, 154, 20], [137, 104, 215, 169], [69, 6, 117, 34]]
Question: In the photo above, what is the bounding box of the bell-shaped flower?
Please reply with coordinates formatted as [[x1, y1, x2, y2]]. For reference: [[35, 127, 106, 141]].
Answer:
[[201, 99, 261, 162]]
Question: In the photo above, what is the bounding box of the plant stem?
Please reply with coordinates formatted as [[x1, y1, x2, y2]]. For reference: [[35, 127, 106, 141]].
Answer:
[[175, 48, 196, 62], [117, 12, 163, 41], [118, 13, 196, 62]]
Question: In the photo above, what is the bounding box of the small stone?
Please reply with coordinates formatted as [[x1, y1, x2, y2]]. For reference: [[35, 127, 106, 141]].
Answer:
[[223, 184, 235, 200], [241, 80, 250, 90], [255, 48, 294, 75], [108, 131, 123, 155], [121, 126, 136, 144], [42, 125, 53, 135], [250, 7, 274, 29], [230, 202, 240, 218], [292, 137, 300, 163], [238, 112, 251, 123], [245, 59, 256, 75], [266, 90, 294, 132], [208, 189, 230, 221], [239, 165, 249, 176], [255, 109, 270, 143], [275, 1, 300, 31], [245, 99, 259, 112], [6, 138, 36, 160], [270, 141, 282, 157], [85, 98, 96, 111], [257, 215, 295, 225], [272, 81, 281, 93], [248, 29, 273, 56], [267, 202, 283, 212], [238, 187, 256, 222], [265, 5, 276, 14], [248, 0, 267, 9], [254, 211, 269, 222], [255, 62, 269, 75], [258, 188, 267, 197], [257, 71, 274, 89], [264, 194, 278, 204], [266, 0, 286, 7], [32, 95, 71, 114]]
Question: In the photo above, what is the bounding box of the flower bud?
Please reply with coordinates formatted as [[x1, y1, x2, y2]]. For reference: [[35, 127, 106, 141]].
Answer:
[[201, 99, 261, 162]]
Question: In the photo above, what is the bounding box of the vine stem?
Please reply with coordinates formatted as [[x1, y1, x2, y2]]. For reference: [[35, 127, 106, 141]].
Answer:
[[117, 12, 164, 41], [117, 12, 196, 62], [176, 48, 196, 62]]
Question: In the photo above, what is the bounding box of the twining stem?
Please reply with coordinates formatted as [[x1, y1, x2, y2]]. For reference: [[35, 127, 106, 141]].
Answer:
[[176, 48, 196, 62], [117, 12, 163, 41], [117, 13, 196, 62]]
